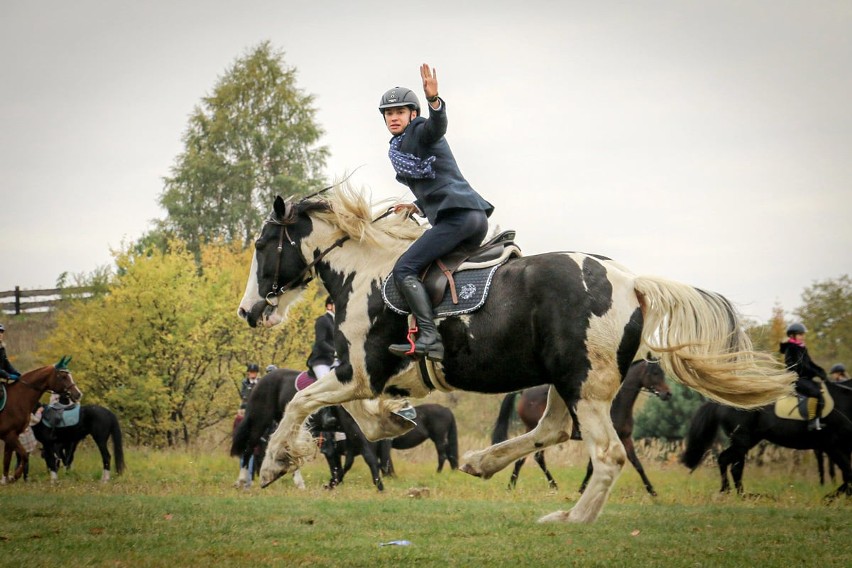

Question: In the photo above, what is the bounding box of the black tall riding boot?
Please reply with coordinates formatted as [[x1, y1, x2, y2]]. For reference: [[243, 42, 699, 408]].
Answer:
[[389, 276, 444, 362], [811, 395, 825, 431]]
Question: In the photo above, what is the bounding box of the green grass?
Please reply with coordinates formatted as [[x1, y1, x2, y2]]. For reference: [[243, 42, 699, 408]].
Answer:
[[1, 445, 850, 567]]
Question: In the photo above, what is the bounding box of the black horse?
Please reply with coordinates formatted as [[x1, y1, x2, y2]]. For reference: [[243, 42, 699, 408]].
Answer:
[[492, 359, 670, 495], [314, 405, 388, 491], [231, 368, 388, 490], [681, 379, 852, 498], [32, 404, 125, 482], [380, 403, 459, 476]]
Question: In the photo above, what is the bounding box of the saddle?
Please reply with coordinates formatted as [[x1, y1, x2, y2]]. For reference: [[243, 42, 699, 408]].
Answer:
[[773, 379, 834, 421], [295, 371, 317, 392], [382, 230, 522, 317], [41, 402, 81, 429]]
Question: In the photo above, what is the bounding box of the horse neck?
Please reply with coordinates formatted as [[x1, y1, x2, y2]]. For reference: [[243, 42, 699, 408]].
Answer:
[[10, 368, 52, 411], [612, 373, 644, 409], [306, 221, 406, 298]]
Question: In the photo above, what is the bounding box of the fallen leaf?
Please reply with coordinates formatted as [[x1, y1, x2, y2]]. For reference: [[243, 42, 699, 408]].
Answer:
[[89, 528, 105, 535], [631, 530, 641, 537], [163, 514, 173, 521]]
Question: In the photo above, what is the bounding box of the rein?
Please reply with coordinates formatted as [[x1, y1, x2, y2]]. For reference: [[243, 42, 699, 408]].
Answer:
[[16, 370, 78, 396]]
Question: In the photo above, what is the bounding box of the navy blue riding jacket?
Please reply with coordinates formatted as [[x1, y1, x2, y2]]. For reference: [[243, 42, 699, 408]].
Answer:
[[392, 99, 493, 225]]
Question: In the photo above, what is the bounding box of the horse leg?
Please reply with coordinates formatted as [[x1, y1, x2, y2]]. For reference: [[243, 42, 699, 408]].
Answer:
[[7, 438, 27, 482], [623, 437, 656, 496], [815, 449, 826, 485], [823, 447, 852, 500], [341, 398, 416, 441], [729, 452, 747, 495], [508, 457, 526, 490], [361, 442, 385, 492], [578, 459, 593, 494], [532, 450, 558, 490], [717, 447, 740, 493], [2, 444, 12, 484], [96, 438, 112, 483], [462, 386, 572, 479], [292, 469, 306, 490], [539, 399, 625, 524], [261, 377, 363, 487]]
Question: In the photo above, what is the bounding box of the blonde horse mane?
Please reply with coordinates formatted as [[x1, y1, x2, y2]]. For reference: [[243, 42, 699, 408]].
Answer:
[[312, 182, 426, 247]]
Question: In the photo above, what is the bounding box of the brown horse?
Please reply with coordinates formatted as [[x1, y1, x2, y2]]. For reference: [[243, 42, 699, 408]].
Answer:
[[492, 359, 671, 495], [1, 357, 82, 483]]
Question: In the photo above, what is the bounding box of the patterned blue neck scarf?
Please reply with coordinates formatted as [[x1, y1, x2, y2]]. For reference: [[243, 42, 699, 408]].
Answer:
[[389, 131, 436, 179]]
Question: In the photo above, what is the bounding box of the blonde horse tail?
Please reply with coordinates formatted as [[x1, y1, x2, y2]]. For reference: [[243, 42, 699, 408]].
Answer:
[[633, 275, 795, 409]]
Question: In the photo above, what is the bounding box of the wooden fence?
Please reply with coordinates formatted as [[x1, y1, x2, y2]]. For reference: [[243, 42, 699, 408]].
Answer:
[[0, 286, 97, 315]]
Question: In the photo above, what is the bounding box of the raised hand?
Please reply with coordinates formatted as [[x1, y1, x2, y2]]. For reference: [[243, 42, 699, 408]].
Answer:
[[420, 63, 438, 100]]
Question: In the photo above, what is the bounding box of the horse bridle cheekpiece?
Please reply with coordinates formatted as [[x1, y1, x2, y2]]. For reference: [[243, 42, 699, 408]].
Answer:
[[263, 172, 391, 307], [264, 194, 352, 306]]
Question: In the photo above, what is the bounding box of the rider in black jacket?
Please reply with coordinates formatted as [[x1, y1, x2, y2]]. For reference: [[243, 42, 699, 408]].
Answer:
[[780, 322, 827, 430], [0, 323, 21, 381]]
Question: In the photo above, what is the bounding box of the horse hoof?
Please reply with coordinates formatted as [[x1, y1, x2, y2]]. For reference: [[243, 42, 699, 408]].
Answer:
[[459, 463, 482, 478], [537, 510, 570, 523]]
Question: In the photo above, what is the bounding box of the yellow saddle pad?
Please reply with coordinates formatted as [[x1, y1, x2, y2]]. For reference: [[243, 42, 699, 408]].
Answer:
[[774, 379, 834, 420]]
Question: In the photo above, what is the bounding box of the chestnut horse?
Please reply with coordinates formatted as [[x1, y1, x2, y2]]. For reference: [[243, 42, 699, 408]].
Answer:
[[1, 357, 82, 483], [492, 358, 670, 495], [238, 187, 794, 523]]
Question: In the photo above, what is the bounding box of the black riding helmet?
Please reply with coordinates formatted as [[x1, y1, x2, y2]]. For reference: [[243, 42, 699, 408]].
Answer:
[[830, 363, 846, 374], [786, 322, 807, 336], [378, 87, 420, 114], [246, 363, 260, 372]]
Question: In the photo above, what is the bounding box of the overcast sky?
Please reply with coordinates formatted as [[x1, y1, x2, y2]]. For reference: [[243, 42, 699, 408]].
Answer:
[[2, 0, 850, 322]]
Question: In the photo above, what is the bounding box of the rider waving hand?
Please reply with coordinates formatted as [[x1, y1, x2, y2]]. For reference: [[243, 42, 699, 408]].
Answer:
[[380, 63, 494, 362]]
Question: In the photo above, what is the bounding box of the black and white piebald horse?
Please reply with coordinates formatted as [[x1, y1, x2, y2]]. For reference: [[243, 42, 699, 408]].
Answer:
[[237, 185, 794, 523]]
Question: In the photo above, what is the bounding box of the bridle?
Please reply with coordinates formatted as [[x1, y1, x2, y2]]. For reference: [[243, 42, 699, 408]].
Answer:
[[263, 201, 396, 306], [17, 368, 79, 396]]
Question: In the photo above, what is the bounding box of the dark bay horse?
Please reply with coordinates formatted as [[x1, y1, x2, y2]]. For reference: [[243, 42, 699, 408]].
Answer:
[[681, 379, 852, 499], [238, 187, 794, 523], [492, 359, 670, 495], [1, 357, 81, 483], [32, 404, 125, 482]]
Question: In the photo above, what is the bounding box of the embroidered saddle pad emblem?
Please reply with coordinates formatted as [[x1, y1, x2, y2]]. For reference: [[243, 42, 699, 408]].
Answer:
[[295, 371, 317, 392], [774, 379, 834, 420], [41, 403, 81, 428], [382, 263, 506, 317]]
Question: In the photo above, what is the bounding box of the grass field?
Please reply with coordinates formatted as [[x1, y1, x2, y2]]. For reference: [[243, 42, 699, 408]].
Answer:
[[1, 442, 850, 568]]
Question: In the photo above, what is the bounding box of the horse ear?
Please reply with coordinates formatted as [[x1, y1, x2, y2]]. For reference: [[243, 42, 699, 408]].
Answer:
[[55, 355, 72, 369], [273, 195, 287, 218]]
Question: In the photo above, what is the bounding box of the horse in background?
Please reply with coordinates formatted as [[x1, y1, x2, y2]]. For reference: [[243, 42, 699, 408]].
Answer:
[[492, 359, 670, 495], [382, 403, 459, 475], [230, 367, 307, 489], [238, 188, 794, 523], [1, 358, 81, 483], [313, 405, 388, 491], [681, 379, 852, 499], [32, 404, 124, 482]]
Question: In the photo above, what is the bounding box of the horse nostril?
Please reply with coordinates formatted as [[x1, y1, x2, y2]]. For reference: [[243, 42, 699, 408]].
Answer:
[[238, 307, 247, 319]]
